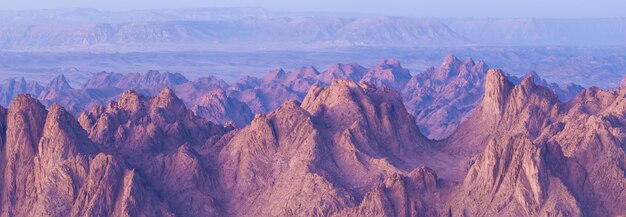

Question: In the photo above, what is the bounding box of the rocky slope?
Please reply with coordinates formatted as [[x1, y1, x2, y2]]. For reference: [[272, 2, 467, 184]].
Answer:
[[445, 69, 626, 216]]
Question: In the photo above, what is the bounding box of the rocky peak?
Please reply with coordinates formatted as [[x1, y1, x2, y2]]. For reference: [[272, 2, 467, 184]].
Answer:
[[198, 88, 228, 106], [482, 69, 514, 119], [523, 70, 541, 82], [6, 94, 48, 153], [117, 90, 147, 115], [432, 54, 462, 81], [38, 75, 73, 100], [151, 87, 186, 121], [192, 88, 254, 126], [231, 76, 262, 91], [0, 77, 43, 106], [462, 57, 475, 67], [263, 68, 287, 82], [144, 70, 189, 86], [320, 63, 367, 83], [82, 71, 123, 88], [38, 104, 94, 161], [621, 76, 626, 87], [2, 94, 48, 216], [360, 59, 412, 90], [474, 59, 488, 72], [301, 79, 426, 162], [45, 74, 72, 90], [290, 65, 320, 79]]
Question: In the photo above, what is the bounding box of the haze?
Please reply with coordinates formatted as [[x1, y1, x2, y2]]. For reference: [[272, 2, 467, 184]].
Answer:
[[1, 0, 625, 18]]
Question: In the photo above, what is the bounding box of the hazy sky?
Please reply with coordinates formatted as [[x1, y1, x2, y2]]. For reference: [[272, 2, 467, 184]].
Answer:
[[1, 0, 624, 18]]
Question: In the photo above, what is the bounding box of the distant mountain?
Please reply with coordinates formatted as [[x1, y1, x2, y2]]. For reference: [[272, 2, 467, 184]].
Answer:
[[444, 18, 626, 46], [0, 17, 468, 49], [1, 8, 625, 49]]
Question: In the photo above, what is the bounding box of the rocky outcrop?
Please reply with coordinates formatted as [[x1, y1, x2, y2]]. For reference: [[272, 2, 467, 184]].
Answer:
[[0, 94, 47, 216]]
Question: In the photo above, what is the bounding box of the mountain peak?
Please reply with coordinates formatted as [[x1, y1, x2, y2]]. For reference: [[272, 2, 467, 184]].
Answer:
[[432, 54, 462, 81], [39, 103, 94, 161], [482, 69, 513, 118], [379, 58, 402, 68], [150, 86, 187, 122], [263, 68, 287, 82], [520, 72, 539, 90], [152, 87, 184, 110], [46, 74, 72, 90], [463, 57, 475, 67], [361, 59, 411, 89], [10, 94, 46, 114], [118, 90, 146, 114], [621, 76, 626, 87], [443, 54, 460, 65]]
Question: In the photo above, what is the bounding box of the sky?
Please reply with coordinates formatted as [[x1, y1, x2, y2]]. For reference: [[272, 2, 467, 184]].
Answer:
[[0, 0, 624, 18]]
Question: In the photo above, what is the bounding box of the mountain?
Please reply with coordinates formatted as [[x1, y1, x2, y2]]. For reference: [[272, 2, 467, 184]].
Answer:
[[191, 88, 254, 127], [0, 77, 43, 106], [443, 18, 626, 46], [214, 79, 429, 216], [510, 71, 584, 102], [402, 55, 488, 139], [446, 69, 626, 216], [2, 9, 626, 49], [0, 17, 469, 50]]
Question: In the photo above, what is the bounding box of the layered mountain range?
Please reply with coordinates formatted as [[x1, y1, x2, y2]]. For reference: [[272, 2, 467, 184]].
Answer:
[[0, 64, 623, 216], [1, 8, 626, 49], [0, 55, 585, 140]]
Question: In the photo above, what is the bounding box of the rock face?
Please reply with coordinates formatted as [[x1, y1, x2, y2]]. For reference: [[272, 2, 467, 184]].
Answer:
[[446, 69, 626, 216], [214, 79, 431, 216], [0, 95, 174, 217], [1, 94, 47, 217]]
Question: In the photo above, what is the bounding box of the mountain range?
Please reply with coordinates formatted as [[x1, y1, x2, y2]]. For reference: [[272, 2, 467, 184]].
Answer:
[[0, 55, 586, 140], [1, 8, 626, 50], [0, 61, 623, 216]]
